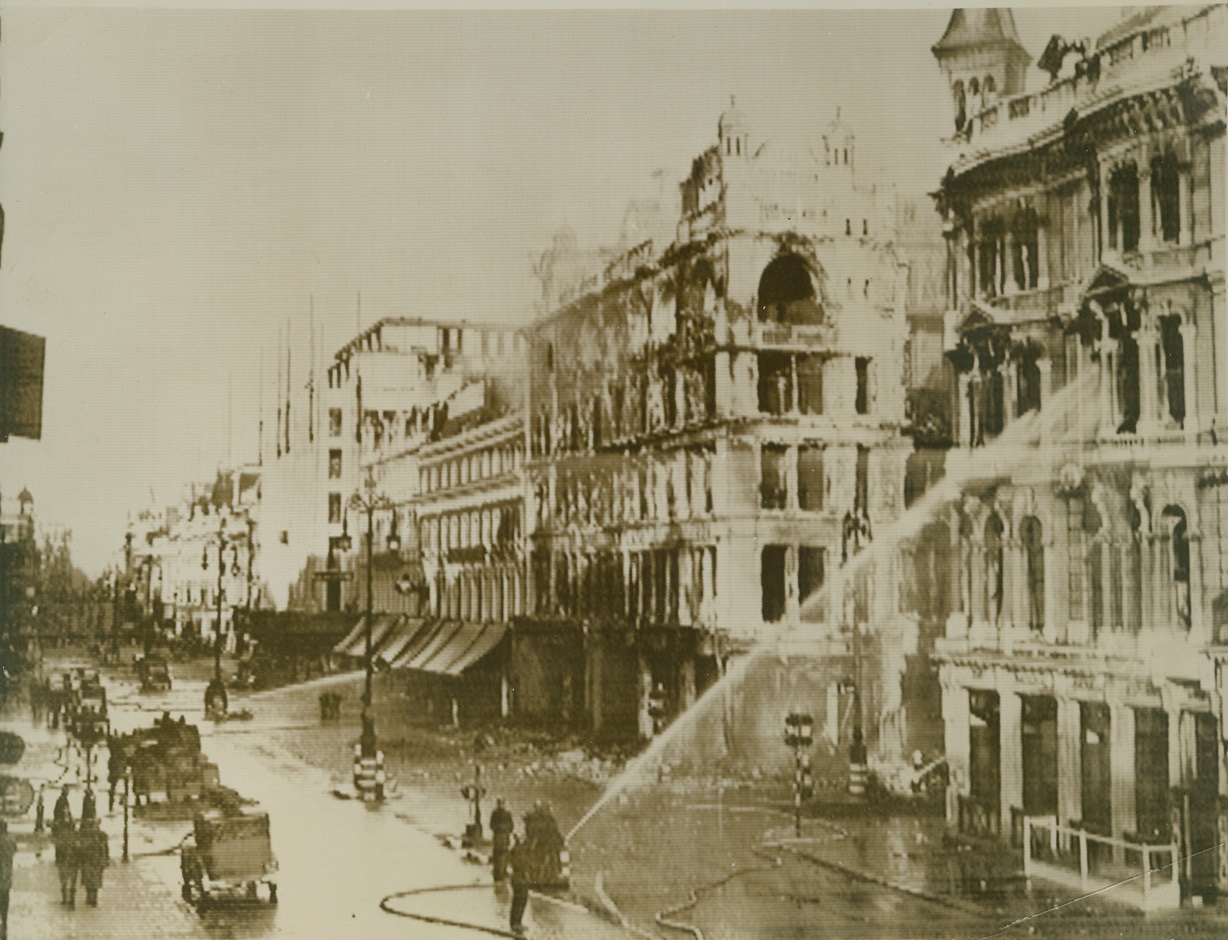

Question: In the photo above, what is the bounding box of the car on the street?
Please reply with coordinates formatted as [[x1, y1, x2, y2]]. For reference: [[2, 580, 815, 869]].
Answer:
[[136, 655, 173, 692], [180, 806, 279, 905]]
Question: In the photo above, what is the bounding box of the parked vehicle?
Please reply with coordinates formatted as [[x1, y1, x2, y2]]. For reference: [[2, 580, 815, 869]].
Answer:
[[136, 656, 173, 693], [180, 807, 278, 904], [115, 718, 216, 806]]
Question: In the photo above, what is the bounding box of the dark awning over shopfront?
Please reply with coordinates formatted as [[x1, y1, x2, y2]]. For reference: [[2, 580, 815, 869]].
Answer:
[[333, 613, 401, 659], [390, 619, 507, 676], [374, 617, 430, 668]]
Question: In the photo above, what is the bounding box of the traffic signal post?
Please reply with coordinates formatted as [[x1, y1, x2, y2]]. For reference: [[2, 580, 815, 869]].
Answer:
[[784, 712, 814, 838]]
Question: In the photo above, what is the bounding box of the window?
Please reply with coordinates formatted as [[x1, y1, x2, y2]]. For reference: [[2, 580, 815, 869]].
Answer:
[[329, 408, 343, 437], [799, 547, 825, 606], [761, 445, 788, 510], [328, 493, 342, 524], [1160, 316, 1185, 424], [1011, 208, 1040, 290], [1108, 163, 1140, 253], [796, 354, 823, 415], [953, 80, 967, 131], [328, 449, 342, 480], [761, 545, 787, 623], [1162, 506, 1191, 628], [855, 357, 870, 415], [1021, 516, 1044, 631], [798, 446, 824, 511], [984, 513, 1005, 624], [758, 353, 793, 415], [1150, 151, 1180, 244], [1017, 354, 1042, 416], [757, 255, 822, 324]]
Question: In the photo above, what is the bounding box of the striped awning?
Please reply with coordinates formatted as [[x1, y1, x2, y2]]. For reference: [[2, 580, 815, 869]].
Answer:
[[374, 618, 430, 668], [390, 619, 507, 676], [333, 613, 401, 659]]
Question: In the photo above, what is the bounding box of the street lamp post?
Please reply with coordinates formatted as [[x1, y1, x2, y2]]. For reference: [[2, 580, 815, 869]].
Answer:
[[841, 509, 872, 798], [349, 471, 395, 763], [202, 517, 241, 717]]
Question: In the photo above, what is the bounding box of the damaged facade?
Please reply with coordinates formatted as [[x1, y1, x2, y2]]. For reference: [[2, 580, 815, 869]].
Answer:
[[932, 5, 1228, 903], [517, 100, 932, 766]]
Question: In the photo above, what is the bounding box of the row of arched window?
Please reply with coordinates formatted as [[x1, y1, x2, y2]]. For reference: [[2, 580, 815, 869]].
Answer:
[[420, 442, 522, 494]]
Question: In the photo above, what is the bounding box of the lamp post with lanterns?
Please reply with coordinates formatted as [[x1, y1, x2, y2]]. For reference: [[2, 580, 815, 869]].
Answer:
[[841, 508, 873, 798], [201, 517, 243, 717], [348, 470, 397, 771]]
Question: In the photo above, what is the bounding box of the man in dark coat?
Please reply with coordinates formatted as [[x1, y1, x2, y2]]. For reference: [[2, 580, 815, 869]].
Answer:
[[53, 819, 77, 908], [75, 817, 110, 908], [489, 797, 514, 882], [81, 787, 97, 822], [0, 820, 17, 937], [507, 833, 532, 934], [52, 788, 73, 829]]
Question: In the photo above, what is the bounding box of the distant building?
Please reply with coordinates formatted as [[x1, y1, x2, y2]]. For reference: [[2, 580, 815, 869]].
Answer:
[[931, 5, 1228, 904]]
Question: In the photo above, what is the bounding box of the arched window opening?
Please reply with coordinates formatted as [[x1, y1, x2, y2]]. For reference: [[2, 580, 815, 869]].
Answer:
[[1150, 151, 1180, 244], [1159, 316, 1185, 425], [1162, 506, 1191, 628], [953, 80, 967, 132], [977, 217, 1005, 298], [984, 513, 1005, 624], [1108, 163, 1141, 253], [757, 255, 822, 324], [1021, 516, 1044, 631]]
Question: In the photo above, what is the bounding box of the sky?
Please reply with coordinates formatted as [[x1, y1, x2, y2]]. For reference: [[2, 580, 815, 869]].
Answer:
[[0, 3, 1130, 576]]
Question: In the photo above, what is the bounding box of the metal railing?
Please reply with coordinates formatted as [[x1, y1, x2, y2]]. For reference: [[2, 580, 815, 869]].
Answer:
[[1022, 815, 1179, 911]]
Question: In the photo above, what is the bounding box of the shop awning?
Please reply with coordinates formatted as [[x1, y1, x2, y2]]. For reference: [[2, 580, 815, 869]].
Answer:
[[374, 617, 430, 668], [392, 620, 507, 676], [333, 613, 401, 658]]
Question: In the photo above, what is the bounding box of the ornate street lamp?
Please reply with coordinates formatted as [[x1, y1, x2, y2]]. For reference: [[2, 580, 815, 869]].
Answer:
[[841, 509, 873, 798], [349, 470, 395, 766], [201, 518, 238, 717]]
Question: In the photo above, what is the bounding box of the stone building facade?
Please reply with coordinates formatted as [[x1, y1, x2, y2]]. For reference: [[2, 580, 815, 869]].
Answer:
[[519, 102, 927, 765], [931, 6, 1228, 902]]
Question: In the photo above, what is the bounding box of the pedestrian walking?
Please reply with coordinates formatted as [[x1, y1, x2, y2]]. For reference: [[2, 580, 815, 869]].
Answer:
[[81, 787, 97, 822], [508, 833, 533, 934], [52, 788, 73, 829], [0, 820, 17, 938], [490, 797, 513, 882], [53, 819, 77, 908], [75, 817, 110, 908]]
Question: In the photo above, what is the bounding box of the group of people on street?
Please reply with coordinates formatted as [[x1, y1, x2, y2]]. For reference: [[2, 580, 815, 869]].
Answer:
[[489, 797, 566, 934], [50, 788, 111, 910]]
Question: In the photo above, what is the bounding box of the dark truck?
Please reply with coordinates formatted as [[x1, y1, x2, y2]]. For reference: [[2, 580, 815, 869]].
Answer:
[[181, 807, 279, 904]]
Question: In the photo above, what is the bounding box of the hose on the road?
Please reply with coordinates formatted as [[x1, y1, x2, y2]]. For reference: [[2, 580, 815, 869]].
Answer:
[[378, 883, 525, 938]]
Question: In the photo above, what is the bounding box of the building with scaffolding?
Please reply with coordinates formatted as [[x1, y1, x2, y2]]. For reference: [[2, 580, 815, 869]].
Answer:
[[931, 5, 1228, 905]]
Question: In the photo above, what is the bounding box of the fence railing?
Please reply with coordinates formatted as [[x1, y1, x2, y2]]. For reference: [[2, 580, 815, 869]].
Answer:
[[1021, 815, 1179, 911]]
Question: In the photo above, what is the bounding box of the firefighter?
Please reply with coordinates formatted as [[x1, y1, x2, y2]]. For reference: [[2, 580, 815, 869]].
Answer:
[[489, 797, 513, 882], [75, 816, 110, 908], [507, 832, 533, 934], [526, 801, 564, 886]]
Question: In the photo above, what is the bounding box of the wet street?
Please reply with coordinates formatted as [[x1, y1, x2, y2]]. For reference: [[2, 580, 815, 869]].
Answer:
[[6, 659, 1228, 940]]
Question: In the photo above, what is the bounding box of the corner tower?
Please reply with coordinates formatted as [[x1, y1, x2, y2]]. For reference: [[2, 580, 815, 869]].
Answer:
[[932, 8, 1031, 133]]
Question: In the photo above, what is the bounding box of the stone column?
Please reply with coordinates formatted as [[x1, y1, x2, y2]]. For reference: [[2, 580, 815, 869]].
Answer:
[[1188, 531, 1207, 644], [1136, 321, 1160, 433], [1057, 698, 1083, 828], [1178, 168, 1192, 246], [1099, 162, 1113, 261], [1038, 358, 1053, 446], [1042, 531, 1058, 642], [785, 445, 799, 512], [1036, 194, 1051, 290], [1138, 164, 1155, 253], [1000, 689, 1024, 835], [1155, 532, 1174, 631], [1179, 321, 1198, 432], [957, 373, 972, 447], [942, 682, 972, 826], [1001, 363, 1016, 427]]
